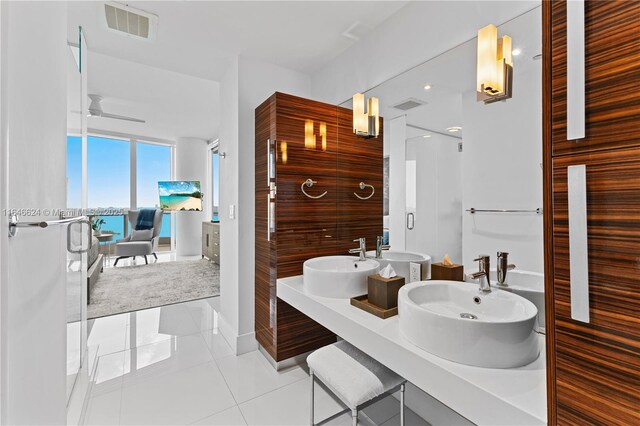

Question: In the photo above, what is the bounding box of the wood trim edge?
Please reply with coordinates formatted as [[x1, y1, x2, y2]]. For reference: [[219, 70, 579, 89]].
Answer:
[[542, 1, 556, 424]]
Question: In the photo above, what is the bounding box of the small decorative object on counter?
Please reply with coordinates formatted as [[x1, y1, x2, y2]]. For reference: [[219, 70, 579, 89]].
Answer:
[[431, 254, 464, 281]]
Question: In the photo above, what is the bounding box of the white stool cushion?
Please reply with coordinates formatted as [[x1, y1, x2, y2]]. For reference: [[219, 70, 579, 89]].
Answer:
[[307, 340, 404, 409]]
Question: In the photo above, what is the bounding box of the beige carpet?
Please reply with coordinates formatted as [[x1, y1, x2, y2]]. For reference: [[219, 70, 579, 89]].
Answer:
[[88, 259, 220, 319]]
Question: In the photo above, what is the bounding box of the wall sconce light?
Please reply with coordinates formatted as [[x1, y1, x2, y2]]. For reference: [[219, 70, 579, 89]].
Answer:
[[304, 119, 316, 150], [304, 120, 327, 151], [280, 141, 288, 164], [319, 122, 327, 151], [353, 93, 380, 138], [476, 24, 513, 104]]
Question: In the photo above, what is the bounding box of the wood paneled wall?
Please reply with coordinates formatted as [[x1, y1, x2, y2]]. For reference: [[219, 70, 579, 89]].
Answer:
[[544, 1, 640, 424], [255, 92, 383, 362]]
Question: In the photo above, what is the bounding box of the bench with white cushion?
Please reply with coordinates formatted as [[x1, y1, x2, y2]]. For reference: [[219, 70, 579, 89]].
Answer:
[[307, 340, 406, 426]]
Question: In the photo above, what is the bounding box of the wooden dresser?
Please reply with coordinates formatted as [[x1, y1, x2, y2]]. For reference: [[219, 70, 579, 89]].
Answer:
[[202, 221, 220, 264], [544, 1, 640, 423]]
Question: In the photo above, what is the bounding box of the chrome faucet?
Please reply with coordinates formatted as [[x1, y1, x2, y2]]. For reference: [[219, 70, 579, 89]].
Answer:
[[468, 255, 491, 293], [375, 236, 390, 259], [349, 238, 367, 261], [496, 252, 516, 286]]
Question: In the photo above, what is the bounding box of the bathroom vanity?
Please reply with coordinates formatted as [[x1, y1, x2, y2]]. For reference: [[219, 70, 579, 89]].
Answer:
[[278, 276, 546, 426]]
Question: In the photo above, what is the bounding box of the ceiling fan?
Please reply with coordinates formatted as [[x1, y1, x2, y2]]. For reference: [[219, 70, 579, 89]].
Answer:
[[88, 94, 146, 123]]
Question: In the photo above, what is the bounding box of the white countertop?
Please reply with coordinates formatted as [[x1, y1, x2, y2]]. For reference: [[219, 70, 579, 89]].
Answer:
[[277, 276, 547, 426]]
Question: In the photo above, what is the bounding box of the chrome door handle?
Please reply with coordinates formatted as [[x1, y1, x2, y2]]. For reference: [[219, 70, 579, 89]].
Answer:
[[567, 0, 585, 140], [67, 219, 92, 254], [406, 213, 415, 230], [9, 214, 89, 238], [568, 164, 589, 323]]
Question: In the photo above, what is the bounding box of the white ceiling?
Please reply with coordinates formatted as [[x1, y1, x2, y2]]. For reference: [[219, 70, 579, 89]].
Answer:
[[67, 1, 409, 142], [84, 52, 219, 141], [68, 1, 410, 81]]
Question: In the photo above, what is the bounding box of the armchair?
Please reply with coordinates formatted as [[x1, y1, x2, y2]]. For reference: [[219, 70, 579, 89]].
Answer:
[[113, 210, 163, 266]]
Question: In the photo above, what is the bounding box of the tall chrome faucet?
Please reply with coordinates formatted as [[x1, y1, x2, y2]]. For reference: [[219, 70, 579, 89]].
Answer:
[[468, 255, 491, 293], [349, 238, 367, 261], [496, 252, 516, 286], [375, 236, 390, 258]]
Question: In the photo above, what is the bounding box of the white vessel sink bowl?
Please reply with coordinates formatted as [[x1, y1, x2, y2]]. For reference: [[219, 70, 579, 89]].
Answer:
[[303, 256, 380, 299], [365, 250, 431, 282], [468, 270, 546, 332], [398, 281, 539, 368]]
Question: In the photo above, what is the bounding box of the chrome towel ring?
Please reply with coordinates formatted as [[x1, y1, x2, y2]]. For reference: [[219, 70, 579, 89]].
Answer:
[[301, 179, 327, 199], [354, 182, 375, 200]]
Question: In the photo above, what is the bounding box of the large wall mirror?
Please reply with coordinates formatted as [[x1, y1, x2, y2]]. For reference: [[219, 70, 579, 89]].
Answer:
[[339, 5, 543, 322]]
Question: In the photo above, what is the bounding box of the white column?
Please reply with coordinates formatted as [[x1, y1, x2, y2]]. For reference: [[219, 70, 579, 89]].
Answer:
[[175, 137, 208, 256]]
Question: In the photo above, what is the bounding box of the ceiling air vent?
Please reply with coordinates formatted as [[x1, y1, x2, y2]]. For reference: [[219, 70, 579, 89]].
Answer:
[[392, 98, 426, 111], [103, 2, 158, 41]]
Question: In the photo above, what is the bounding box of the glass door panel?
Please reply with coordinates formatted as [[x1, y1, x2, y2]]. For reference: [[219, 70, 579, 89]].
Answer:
[[65, 34, 84, 402]]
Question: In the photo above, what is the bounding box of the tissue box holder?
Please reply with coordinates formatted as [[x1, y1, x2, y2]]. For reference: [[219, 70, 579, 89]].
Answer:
[[367, 274, 406, 309]]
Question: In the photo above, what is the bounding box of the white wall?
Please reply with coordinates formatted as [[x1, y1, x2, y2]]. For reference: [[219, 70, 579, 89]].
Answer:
[[175, 137, 208, 256], [310, 1, 538, 104], [461, 63, 543, 273], [218, 55, 311, 354], [0, 2, 69, 423]]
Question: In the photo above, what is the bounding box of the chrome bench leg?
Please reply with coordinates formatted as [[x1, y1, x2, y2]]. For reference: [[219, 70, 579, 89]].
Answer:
[[400, 383, 405, 426], [310, 371, 315, 426], [352, 409, 358, 426]]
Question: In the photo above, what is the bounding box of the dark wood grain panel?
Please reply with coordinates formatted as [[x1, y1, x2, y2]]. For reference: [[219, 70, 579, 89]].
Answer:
[[551, 0, 640, 156], [275, 299, 336, 361], [255, 92, 383, 362], [551, 149, 640, 425]]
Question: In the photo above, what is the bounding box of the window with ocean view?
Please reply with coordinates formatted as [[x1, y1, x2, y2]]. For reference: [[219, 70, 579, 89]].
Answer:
[[66, 135, 174, 243], [88, 136, 130, 238]]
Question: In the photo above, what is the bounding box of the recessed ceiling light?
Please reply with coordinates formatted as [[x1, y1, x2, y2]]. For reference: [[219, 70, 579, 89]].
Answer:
[[512, 48, 522, 56], [422, 134, 431, 138], [424, 84, 432, 90], [446, 126, 462, 133]]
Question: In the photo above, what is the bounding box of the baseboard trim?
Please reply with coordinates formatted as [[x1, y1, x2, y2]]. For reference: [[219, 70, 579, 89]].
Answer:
[[257, 344, 312, 371], [218, 313, 257, 355]]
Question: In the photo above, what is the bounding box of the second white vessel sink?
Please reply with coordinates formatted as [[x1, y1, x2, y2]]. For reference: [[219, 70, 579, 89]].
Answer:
[[303, 256, 380, 299], [467, 270, 546, 332], [398, 280, 539, 368], [365, 250, 431, 282]]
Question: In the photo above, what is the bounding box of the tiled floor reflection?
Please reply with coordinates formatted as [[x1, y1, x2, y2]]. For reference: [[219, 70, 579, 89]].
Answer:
[[83, 298, 429, 426]]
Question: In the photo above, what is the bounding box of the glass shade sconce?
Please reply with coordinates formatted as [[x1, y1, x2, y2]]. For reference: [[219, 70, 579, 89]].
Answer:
[[353, 93, 380, 138], [476, 24, 513, 104], [304, 120, 327, 151]]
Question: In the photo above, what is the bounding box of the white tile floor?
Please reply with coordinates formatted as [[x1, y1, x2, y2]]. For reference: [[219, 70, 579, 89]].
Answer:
[[84, 298, 429, 426]]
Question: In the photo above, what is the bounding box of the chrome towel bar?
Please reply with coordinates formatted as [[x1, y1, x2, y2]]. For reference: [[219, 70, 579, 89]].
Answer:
[[466, 208, 543, 215]]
